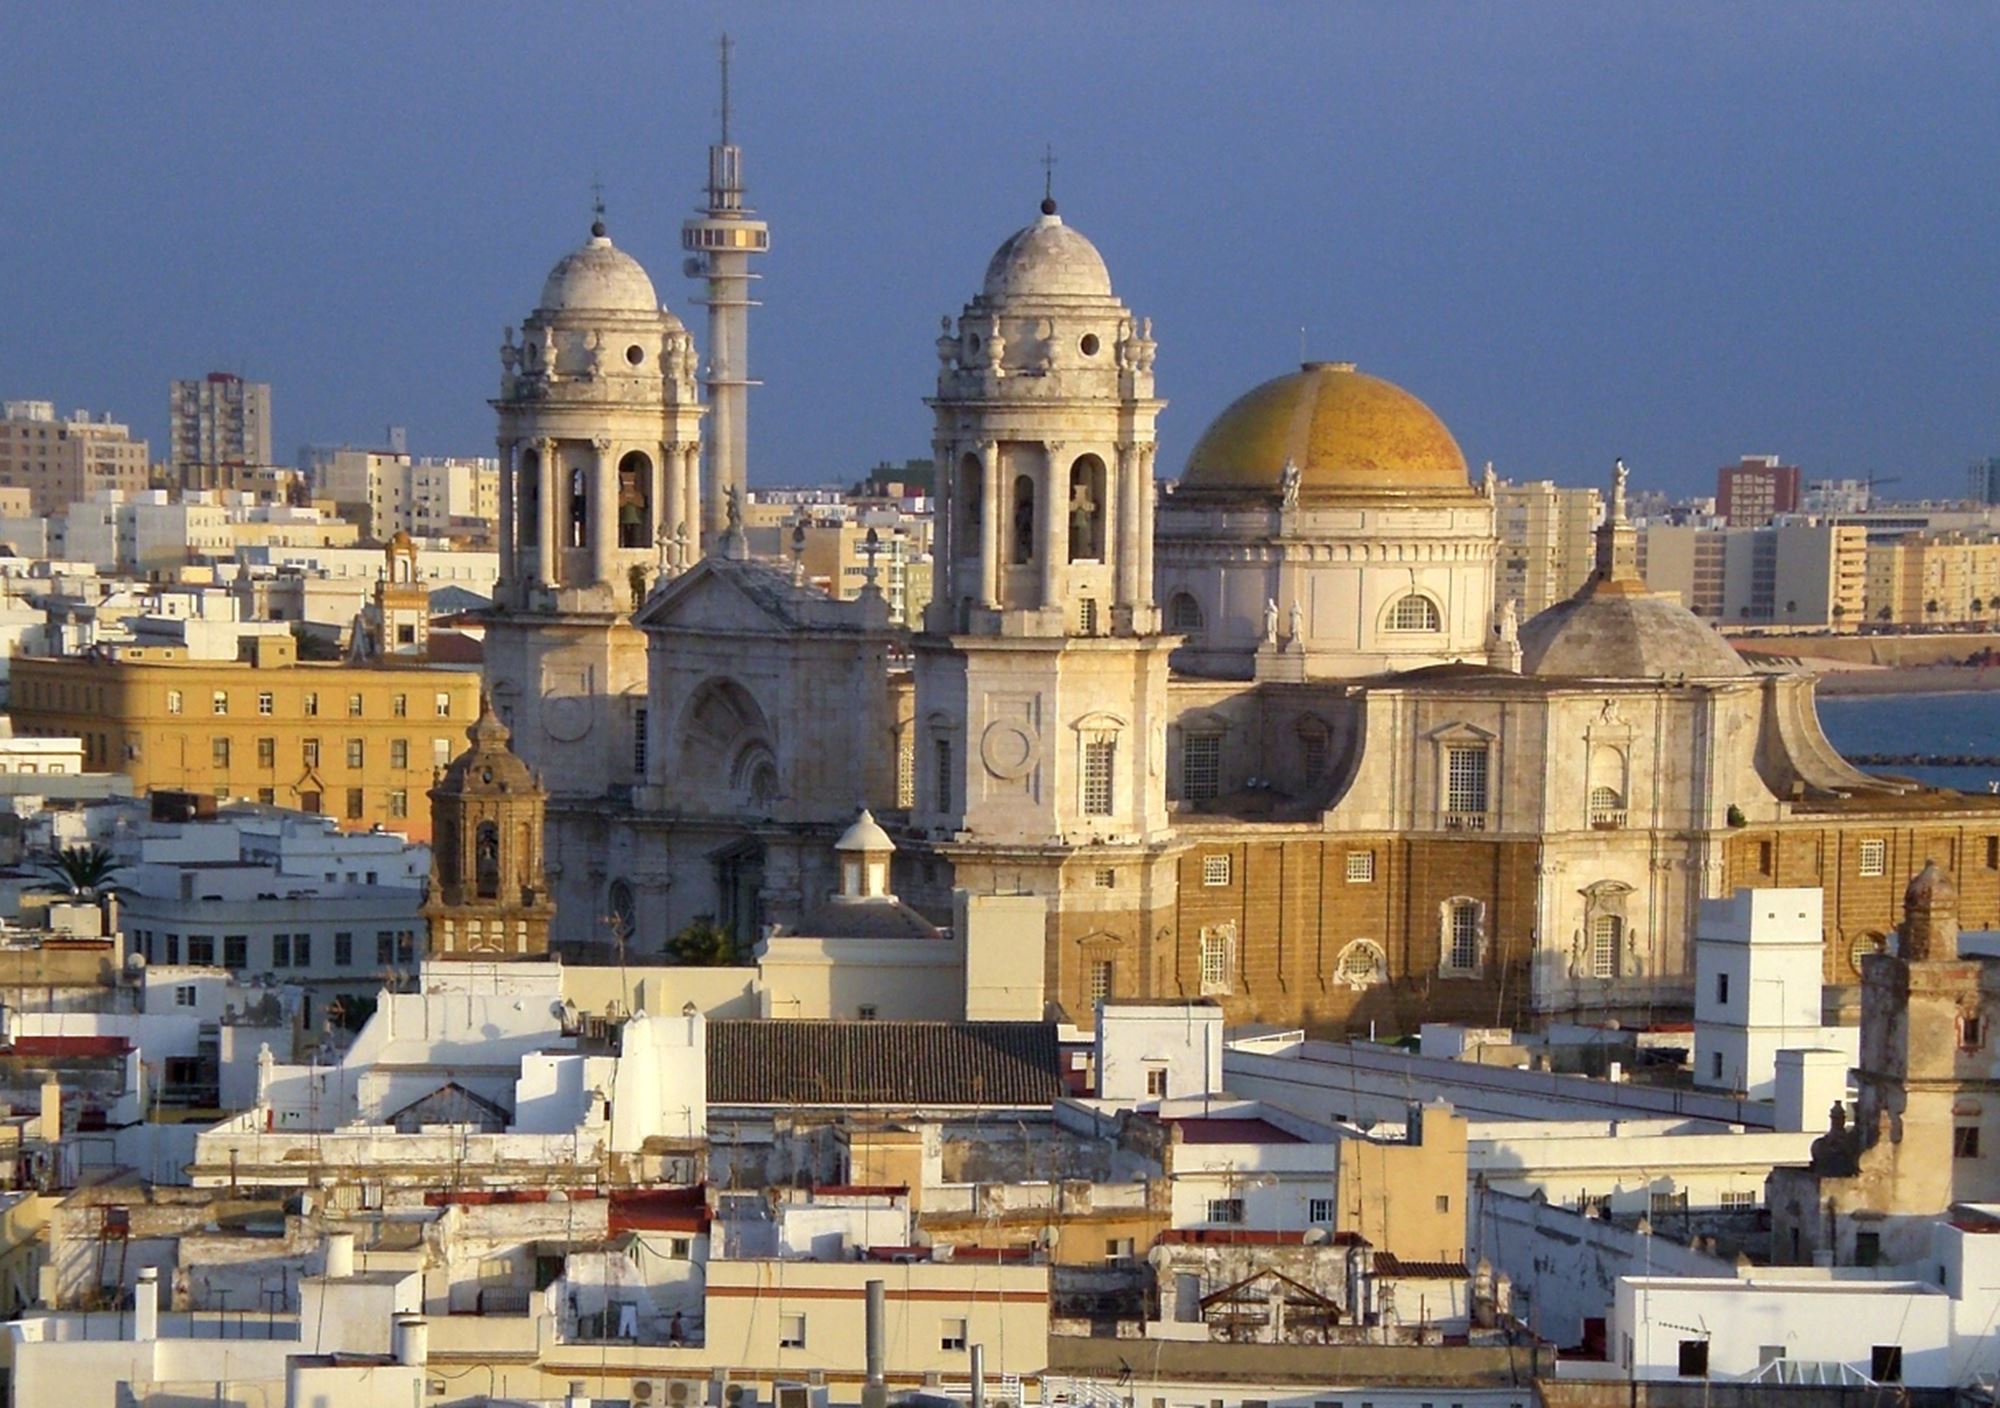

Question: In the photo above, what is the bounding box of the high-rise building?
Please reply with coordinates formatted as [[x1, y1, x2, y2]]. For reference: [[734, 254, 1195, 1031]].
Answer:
[[1716, 454, 1800, 527], [1641, 519, 1866, 625], [171, 373, 272, 489], [1865, 530, 2000, 626], [302, 446, 499, 543], [0, 400, 150, 515], [1968, 456, 2000, 506], [1494, 478, 1600, 616], [682, 37, 768, 543]]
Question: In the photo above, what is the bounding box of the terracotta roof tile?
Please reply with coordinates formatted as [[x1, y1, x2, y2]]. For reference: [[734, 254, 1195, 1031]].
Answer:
[[706, 1020, 1062, 1107]]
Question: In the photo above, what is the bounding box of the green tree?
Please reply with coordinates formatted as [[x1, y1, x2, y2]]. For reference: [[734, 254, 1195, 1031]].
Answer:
[[667, 920, 738, 967], [33, 844, 123, 898]]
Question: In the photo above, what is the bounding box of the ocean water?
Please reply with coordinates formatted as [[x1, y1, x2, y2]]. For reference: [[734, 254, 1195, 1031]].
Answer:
[[1816, 691, 2000, 792]]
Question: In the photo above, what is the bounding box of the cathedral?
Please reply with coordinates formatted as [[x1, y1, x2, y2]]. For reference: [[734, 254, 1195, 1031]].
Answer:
[[468, 147, 2000, 1035]]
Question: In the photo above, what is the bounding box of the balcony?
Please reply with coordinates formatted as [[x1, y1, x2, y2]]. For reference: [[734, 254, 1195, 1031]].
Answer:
[[1589, 807, 1627, 830], [1442, 811, 1487, 832]]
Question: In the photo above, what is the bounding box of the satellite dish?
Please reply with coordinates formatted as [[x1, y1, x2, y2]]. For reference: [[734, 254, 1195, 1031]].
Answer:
[[1303, 1226, 1329, 1245]]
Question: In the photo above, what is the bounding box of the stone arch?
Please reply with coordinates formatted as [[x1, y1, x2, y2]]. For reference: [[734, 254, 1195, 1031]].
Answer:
[[1011, 474, 1036, 564], [616, 450, 653, 549], [567, 464, 588, 549], [517, 447, 541, 557], [957, 452, 983, 543], [1068, 454, 1107, 562], [1167, 590, 1204, 635], [1334, 938, 1387, 989], [1383, 591, 1443, 633], [672, 676, 777, 799]]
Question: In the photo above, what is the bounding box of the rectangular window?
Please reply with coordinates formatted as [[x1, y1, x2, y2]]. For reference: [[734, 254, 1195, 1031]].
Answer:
[[211, 690, 228, 715], [1182, 733, 1222, 803], [257, 691, 273, 716], [1078, 597, 1099, 634], [164, 934, 180, 964], [166, 689, 183, 715], [1105, 1238, 1136, 1264], [1859, 838, 1886, 877], [393, 693, 408, 718], [272, 934, 290, 968], [390, 738, 408, 769], [1346, 851, 1374, 883], [434, 691, 451, 718], [1989, 835, 1999, 870], [173, 984, 195, 1008], [935, 737, 953, 813], [300, 790, 321, 814], [1145, 1067, 1168, 1097], [1717, 972, 1729, 1004], [1677, 1340, 1708, 1379], [1089, 958, 1114, 1005], [1856, 1231, 1882, 1266], [293, 933, 311, 966], [1956, 1125, 1981, 1158], [346, 738, 364, 768], [1207, 1198, 1245, 1226], [634, 707, 648, 774], [1445, 745, 1488, 820], [1308, 1197, 1335, 1223], [940, 1318, 968, 1352], [1200, 932, 1230, 991], [1082, 737, 1115, 816], [304, 692, 319, 717], [1448, 903, 1479, 971], [212, 736, 230, 767], [1436, 1194, 1451, 1213], [1720, 1191, 1758, 1210], [348, 692, 363, 717], [778, 1313, 806, 1350], [346, 787, 364, 820], [1202, 854, 1231, 886], [1302, 730, 1329, 779], [187, 935, 215, 965], [1591, 915, 1621, 979], [1095, 868, 1116, 889], [334, 932, 353, 967], [1871, 1346, 1902, 1384], [222, 935, 246, 970], [377, 931, 394, 965], [303, 738, 321, 768], [389, 789, 408, 819], [257, 737, 275, 768], [1712, 1050, 1724, 1080]]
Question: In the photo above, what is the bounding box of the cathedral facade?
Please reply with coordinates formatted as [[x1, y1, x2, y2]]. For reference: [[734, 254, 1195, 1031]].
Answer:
[[481, 194, 2000, 1033]]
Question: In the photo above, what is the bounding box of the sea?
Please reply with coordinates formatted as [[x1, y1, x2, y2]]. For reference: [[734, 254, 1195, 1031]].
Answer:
[[1817, 690, 2000, 793]]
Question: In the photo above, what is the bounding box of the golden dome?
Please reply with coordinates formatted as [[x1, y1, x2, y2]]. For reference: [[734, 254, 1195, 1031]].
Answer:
[[1181, 362, 1471, 498]]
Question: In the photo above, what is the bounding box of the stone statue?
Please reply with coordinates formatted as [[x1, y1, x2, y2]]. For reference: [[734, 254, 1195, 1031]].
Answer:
[[1287, 599, 1304, 644], [540, 323, 558, 373], [1263, 597, 1280, 643], [1500, 597, 1519, 640], [936, 315, 956, 368], [1279, 459, 1301, 511], [1482, 460, 1497, 500], [500, 327, 519, 374], [655, 520, 674, 573], [986, 317, 1007, 373], [673, 522, 691, 571], [725, 485, 743, 533]]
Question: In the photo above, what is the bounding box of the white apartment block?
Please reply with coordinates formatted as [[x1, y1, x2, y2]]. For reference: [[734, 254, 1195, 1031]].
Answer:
[[303, 446, 499, 542], [0, 400, 150, 516], [1495, 478, 1599, 616]]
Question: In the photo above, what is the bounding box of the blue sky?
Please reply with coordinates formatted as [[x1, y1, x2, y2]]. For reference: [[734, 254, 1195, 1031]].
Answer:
[[2, 4, 1995, 498]]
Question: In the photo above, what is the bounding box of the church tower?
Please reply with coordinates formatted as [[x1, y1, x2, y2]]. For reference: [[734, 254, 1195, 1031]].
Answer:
[[423, 703, 555, 959], [911, 195, 1174, 1019], [484, 214, 706, 799]]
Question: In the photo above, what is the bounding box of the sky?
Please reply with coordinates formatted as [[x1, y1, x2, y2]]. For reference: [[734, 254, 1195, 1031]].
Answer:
[[2, 4, 1996, 500]]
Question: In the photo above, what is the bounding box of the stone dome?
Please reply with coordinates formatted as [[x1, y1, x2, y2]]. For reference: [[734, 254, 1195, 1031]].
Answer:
[[436, 703, 539, 794], [834, 808, 894, 855], [538, 225, 660, 315], [1181, 362, 1471, 498], [982, 207, 1114, 301], [1518, 590, 1752, 681]]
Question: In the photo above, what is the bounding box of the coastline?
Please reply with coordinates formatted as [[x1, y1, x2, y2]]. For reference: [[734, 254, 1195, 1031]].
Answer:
[[1807, 664, 2000, 697]]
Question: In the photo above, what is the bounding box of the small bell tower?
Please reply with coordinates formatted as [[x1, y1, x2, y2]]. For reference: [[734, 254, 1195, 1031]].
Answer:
[[423, 702, 555, 960]]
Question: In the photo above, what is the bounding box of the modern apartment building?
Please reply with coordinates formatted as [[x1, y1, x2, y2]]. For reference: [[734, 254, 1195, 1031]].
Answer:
[[1865, 530, 2000, 626], [302, 446, 499, 543], [1495, 478, 1600, 616], [170, 373, 272, 489], [1716, 453, 1800, 527], [1640, 519, 1866, 625], [6, 634, 480, 840], [0, 401, 150, 516]]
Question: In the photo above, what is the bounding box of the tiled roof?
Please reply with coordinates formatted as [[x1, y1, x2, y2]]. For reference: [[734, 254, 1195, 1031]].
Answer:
[[706, 1020, 1063, 1107], [1374, 1253, 1470, 1278]]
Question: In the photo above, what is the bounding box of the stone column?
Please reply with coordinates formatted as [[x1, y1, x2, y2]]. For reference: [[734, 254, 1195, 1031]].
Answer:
[[932, 438, 954, 606], [1114, 442, 1138, 609], [682, 443, 702, 560], [1041, 442, 1067, 610], [650, 446, 668, 551], [590, 438, 616, 589], [1137, 445, 1157, 609], [978, 440, 1001, 608], [664, 442, 689, 553], [496, 436, 517, 594], [536, 437, 559, 588]]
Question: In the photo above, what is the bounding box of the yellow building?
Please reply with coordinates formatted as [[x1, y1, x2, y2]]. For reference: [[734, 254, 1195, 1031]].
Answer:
[[1495, 478, 1600, 616], [6, 635, 480, 841], [1865, 530, 2000, 625], [792, 520, 933, 626]]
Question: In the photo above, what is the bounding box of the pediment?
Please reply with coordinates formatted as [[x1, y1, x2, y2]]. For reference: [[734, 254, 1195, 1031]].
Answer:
[[1423, 719, 1496, 745], [634, 560, 801, 634]]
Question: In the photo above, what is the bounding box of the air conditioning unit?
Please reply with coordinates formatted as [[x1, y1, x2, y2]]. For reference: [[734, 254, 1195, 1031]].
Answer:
[[774, 1383, 826, 1408], [724, 1382, 760, 1408]]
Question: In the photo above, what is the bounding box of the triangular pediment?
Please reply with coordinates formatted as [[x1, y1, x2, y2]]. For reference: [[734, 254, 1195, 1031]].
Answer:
[[634, 558, 804, 633]]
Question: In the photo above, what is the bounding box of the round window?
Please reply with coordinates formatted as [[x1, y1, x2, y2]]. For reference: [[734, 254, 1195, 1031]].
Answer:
[[480, 766, 493, 784], [625, 344, 645, 366], [1079, 333, 1101, 356]]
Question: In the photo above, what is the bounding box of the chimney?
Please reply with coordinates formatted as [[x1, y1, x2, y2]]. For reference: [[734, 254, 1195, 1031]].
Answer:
[[134, 1266, 159, 1342], [392, 1312, 428, 1366], [861, 1278, 888, 1408], [323, 1231, 354, 1279]]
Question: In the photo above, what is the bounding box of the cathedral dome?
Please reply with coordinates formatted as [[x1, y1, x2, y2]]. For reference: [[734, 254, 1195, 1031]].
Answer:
[[1517, 590, 1752, 681], [982, 205, 1114, 301], [538, 225, 660, 315], [1181, 362, 1471, 498]]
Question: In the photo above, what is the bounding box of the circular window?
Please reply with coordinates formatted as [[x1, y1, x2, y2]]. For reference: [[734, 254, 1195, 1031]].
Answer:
[[1079, 333, 1101, 356], [480, 766, 493, 784], [1849, 932, 1886, 975], [625, 344, 645, 366]]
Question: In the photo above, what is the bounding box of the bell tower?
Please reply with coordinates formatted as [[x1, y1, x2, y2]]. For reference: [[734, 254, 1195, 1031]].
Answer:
[[912, 195, 1174, 854], [484, 214, 706, 799], [423, 703, 555, 960]]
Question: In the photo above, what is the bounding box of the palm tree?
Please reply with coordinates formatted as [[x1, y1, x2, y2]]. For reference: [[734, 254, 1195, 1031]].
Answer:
[[34, 844, 123, 898]]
